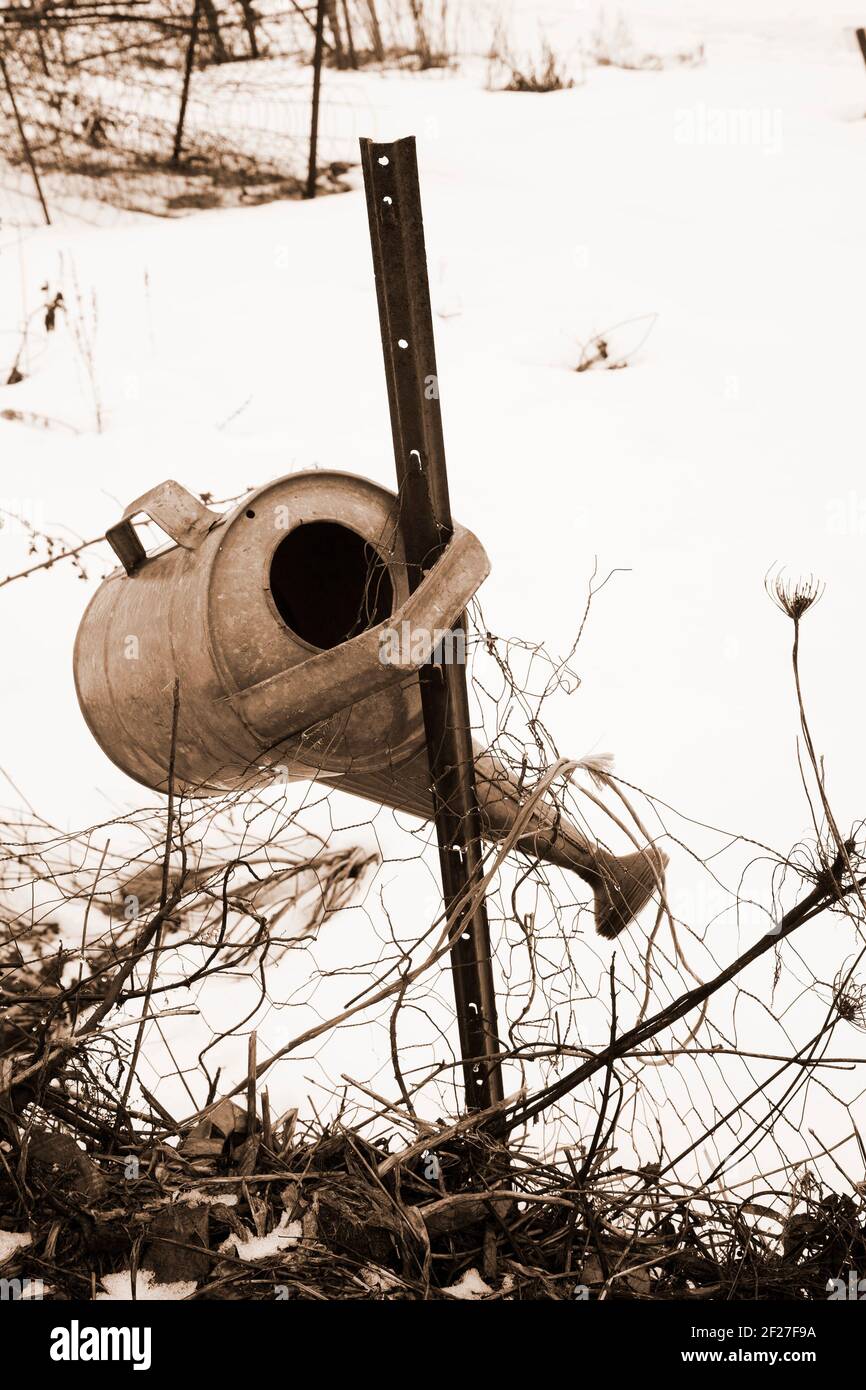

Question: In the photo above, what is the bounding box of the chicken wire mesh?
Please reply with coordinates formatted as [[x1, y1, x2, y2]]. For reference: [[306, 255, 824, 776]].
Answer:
[[0, 0, 452, 228], [2, 496, 865, 1299]]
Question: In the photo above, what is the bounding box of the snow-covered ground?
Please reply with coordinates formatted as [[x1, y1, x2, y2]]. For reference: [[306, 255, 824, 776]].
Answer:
[[2, 2, 865, 1179]]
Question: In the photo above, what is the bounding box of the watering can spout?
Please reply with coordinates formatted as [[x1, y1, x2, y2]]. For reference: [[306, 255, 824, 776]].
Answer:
[[323, 745, 666, 937], [472, 753, 667, 938]]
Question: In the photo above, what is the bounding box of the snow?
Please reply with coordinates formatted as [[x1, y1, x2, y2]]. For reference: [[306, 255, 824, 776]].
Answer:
[[0, 1229, 32, 1263], [441, 1267, 495, 1299], [176, 1189, 239, 1207], [95, 1269, 197, 1300], [3, 10, 865, 839], [220, 1211, 302, 1260], [1, 2, 865, 1178]]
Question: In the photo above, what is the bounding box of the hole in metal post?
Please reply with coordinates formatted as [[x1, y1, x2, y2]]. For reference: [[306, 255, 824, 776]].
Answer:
[[397, 338, 408, 349]]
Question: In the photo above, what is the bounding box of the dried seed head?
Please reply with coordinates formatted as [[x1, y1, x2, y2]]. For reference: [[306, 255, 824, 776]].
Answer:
[[766, 568, 825, 621], [577, 751, 615, 786], [833, 973, 866, 1030]]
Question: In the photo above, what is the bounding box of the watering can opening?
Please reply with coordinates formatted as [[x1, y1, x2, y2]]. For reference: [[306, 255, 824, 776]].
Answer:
[[269, 519, 394, 652]]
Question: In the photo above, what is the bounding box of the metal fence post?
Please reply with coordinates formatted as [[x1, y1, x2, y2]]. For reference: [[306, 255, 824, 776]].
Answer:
[[305, 0, 325, 198], [341, 0, 357, 69], [360, 135, 504, 1112], [237, 0, 260, 58], [0, 40, 50, 225], [365, 0, 384, 61], [172, 0, 201, 166]]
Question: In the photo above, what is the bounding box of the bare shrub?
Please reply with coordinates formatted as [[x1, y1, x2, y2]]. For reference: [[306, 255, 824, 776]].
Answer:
[[575, 312, 658, 372], [588, 8, 704, 72], [487, 23, 577, 94]]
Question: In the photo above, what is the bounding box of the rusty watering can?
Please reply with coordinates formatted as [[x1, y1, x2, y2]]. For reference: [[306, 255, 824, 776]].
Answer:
[[73, 473, 664, 937]]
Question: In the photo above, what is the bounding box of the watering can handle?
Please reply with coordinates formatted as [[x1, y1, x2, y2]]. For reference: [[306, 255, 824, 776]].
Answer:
[[230, 522, 490, 743], [106, 480, 221, 575]]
